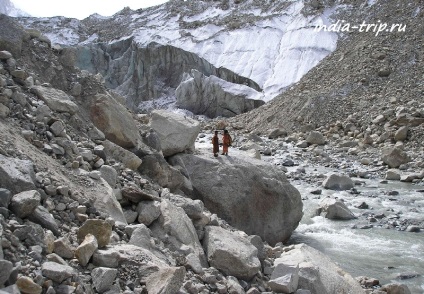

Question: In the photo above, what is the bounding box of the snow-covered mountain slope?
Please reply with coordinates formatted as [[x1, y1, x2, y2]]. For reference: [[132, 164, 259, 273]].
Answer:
[[0, 0, 29, 16], [17, 0, 341, 101]]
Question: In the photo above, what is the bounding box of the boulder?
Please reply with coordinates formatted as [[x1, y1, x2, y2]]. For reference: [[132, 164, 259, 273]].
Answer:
[[269, 263, 300, 293], [322, 174, 354, 191], [102, 140, 142, 170], [75, 234, 98, 266], [150, 110, 201, 157], [99, 165, 117, 188], [386, 170, 401, 181], [170, 153, 303, 245], [306, 131, 326, 145], [77, 219, 112, 248], [27, 205, 60, 236], [91, 267, 118, 293], [128, 225, 153, 249], [0, 260, 13, 286], [0, 14, 29, 58], [381, 283, 411, 294], [150, 200, 208, 268], [9, 190, 41, 219], [394, 126, 408, 142], [137, 201, 161, 226], [203, 226, 261, 280], [275, 244, 364, 294], [0, 154, 36, 194], [41, 262, 75, 283], [31, 86, 79, 114], [87, 93, 141, 148], [0, 103, 10, 118], [53, 237, 75, 259], [175, 69, 264, 118], [268, 128, 288, 139], [316, 198, 356, 220], [381, 147, 411, 168], [16, 276, 42, 294], [146, 266, 186, 294]]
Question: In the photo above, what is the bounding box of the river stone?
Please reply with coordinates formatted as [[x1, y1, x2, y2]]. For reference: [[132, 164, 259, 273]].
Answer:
[[41, 262, 75, 283], [87, 93, 141, 148], [77, 219, 112, 248], [0, 154, 36, 194], [275, 244, 364, 294], [16, 276, 42, 294], [9, 190, 41, 218], [170, 153, 303, 245], [381, 147, 411, 168], [322, 174, 354, 191], [306, 131, 326, 145], [145, 266, 186, 294], [91, 267, 118, 293], [150, 109, 201, 157], [31, 86, 79, 114], [203, 226, 261, 280], [175, 69, 264, 118], [316, 198, 356, 220], [75, 234, 98, 266], [386, 170, 401, 181], [381, 283, 411, 294], [269, 263, 300, 293]]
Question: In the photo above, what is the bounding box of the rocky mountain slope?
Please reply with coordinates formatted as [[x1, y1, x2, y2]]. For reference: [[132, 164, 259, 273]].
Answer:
[[15, 0, 339, 113], [0, 0, 28, 17]]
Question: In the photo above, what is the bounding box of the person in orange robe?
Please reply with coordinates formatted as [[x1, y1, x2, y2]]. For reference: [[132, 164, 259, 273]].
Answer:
[[221, 129, 232, 155], [212, 130, 219, 157]]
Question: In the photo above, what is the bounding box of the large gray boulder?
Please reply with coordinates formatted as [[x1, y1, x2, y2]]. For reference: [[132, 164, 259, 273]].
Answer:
[[203, 226, 261, 280], [0, 154, 36, 194], [102, 140, 142, 171], [9, 190, 41, 219], [176, 69, 264, 118], [316, 198, 356, 220], [150, 110, 200, 157], [87, 93, 141, 149], [31, 86, 79, 114], [322, 174, 354, 191], [306, 131, 326, 145], [275, 244, 364, 294], [170, 153, 303, 245], [381, 147, 411, 168]]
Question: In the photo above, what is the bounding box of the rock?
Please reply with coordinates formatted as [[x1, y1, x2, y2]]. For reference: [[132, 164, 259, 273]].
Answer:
[[102, 140, 142, 170], [163, 193, 204, 220], [381, 283, 411, 294], [145, 266, 186, 294], [87, 93, 141, 148], [373, 114, 386, 124], [322, 174, 354, 191], [41, 261, 75, 283], [203, 226, 261, 280], [0, 188, 12, 208], [386, 170, 401, 181], [268, 128, 287, 139], [0, 154, 36, 194], [269, 263, 299, 293], [124, 209, 138, 223], [0, 50, 12, 59], [16, 276, 42, 294], [175, 69, 264, 118], [121, 186, 160, 203], [0, 260, 13, 285], [137, 201, 161, 226], [405, 226, 420, 233], [49, 120, 66, 137], [150, 200, 208, 268], [27, 205, 60, 236], [306, 131, 326, 145], [31, 86, 79, 114], [0, 15, 29, 58], [150, 110, 201, 157], [99, 165, 117, 188], [75, 234, 98, 266], [394, 126, 408, 142], [77, 219, 112, 248], [91, 267, 118, 293], [170, 153, 303, 245], [9, 190, 41, 218], [128, 225, 153, 249], [53, 237, 75, 259], [275, 244, 364, 294], [143, 128, 162, 153], [381, 147, 411, 168], [316, 198, 356, 220], [0, 103, 10, 118]]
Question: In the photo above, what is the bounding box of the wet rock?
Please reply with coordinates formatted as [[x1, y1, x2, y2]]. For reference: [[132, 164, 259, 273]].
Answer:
[[381, 283, 411, 294], [145, 266, 186, 294], [405, 226, 420, 233], [41, 261, 75, 283], [150, 109, 201, 157], [77, 219, 112, 248], [316, 198, 356, 220], [91, 267, 118, 293], [203, 226, 261, 280], [9, 190, 41, 218], [322, 174, 354, 191]]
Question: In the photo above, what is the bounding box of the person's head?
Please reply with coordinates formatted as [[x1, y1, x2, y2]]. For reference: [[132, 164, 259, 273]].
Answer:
[[224, 129, 228, 134], [214, 130, 218, 135]]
